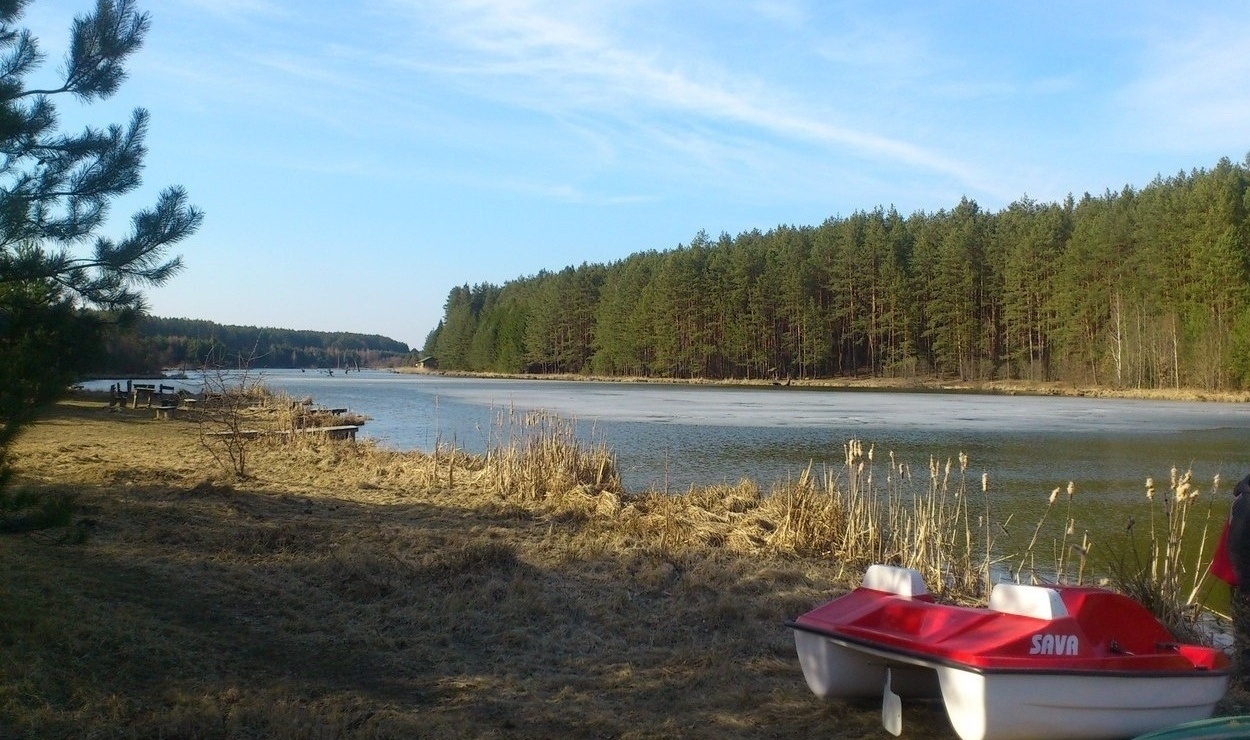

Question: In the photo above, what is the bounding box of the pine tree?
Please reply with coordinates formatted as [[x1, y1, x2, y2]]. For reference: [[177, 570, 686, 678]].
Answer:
[[0, 0, 202, 500]]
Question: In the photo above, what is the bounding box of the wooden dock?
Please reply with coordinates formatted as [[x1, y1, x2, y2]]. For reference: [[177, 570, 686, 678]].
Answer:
[[276, 425, 359, 441], [205, 425, 360, 442]]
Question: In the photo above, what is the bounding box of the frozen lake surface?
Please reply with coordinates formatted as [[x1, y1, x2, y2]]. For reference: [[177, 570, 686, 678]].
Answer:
[[94, 371, 1250, 508]]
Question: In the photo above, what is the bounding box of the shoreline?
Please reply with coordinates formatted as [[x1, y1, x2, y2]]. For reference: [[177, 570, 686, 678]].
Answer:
[[85, 366, 1250, 403], [394, 367, 1250, 403]]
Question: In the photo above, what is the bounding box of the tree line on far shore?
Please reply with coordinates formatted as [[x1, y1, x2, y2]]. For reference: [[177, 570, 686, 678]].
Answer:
[[101, 316, 412, 373], [424, 156, 1250, 390]]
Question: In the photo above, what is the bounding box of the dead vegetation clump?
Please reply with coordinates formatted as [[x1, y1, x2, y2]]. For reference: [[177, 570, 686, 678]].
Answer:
[[479, 409, 621, 502]]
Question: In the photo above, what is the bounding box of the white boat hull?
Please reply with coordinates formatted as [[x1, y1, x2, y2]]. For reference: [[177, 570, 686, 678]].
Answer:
[[937, 664, 1227, 740], [794, 629, 940, 700], [794, 630, 1228, 740]]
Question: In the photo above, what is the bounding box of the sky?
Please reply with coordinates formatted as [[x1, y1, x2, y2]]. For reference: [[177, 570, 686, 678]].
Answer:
[[22, 1, 1250, 349]]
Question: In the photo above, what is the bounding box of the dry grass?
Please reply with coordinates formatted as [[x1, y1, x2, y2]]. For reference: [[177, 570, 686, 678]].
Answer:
[[1, 398, 963, 739], [6, 397, 1248, 739]]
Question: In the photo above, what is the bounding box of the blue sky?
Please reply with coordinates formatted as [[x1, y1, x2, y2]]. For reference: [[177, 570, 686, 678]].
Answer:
[[25, 1, 1250, 349]]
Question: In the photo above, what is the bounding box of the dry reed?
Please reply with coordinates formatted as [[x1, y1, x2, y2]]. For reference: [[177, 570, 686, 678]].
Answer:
[[1101, 468, 1221, 641]]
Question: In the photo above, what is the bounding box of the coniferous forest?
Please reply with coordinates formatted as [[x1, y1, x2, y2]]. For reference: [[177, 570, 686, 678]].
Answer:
[[101, 316, 411, 374], [424, 157, 1250, 391]]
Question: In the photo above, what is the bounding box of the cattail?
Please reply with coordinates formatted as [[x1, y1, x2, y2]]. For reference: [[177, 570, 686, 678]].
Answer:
[[1066, 481, 1075, 499], [845, 439, 862, 467], [959, 451, 968, 473], [982, 472, 988, 492], [1145, 477, 1155, 501], [1049, 487, 1060, 505]]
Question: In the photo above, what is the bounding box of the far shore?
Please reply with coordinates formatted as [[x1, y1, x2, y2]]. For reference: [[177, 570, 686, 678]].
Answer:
[[394, 366, 1250, 403], [78, 365, 1250, 403]]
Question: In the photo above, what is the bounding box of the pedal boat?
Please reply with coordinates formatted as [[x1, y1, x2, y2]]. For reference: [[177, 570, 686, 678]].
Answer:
[[787, 565, 1230, 740]]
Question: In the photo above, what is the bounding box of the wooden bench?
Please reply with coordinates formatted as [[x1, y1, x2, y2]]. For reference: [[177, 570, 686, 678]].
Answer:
[[322, 425, 357, 440], [284, 425, 359, 441], [153, 404, 178, 420], [300, 406, 349, 416], [205, 426, 359, 442], [106, 384, 126, 409]]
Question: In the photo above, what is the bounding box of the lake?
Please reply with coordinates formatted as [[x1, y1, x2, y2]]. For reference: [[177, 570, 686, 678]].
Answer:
[[98, 370, 1250, 507]]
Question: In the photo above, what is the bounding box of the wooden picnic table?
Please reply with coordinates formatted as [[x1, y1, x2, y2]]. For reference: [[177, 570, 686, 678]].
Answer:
[[131, 383, 177, 409]]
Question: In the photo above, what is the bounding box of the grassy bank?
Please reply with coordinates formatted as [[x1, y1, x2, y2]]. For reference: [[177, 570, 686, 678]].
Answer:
[[3, 399, 958, 739], [3, 399, 1247, 738]]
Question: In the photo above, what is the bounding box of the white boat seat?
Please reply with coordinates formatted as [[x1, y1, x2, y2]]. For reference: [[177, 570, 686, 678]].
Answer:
[[861, 564, 929, 598], [988, 583, 1069, 620]]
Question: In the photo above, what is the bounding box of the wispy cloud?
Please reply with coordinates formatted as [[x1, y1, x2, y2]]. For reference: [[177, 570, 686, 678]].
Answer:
[[379, 0, 997, 197], [1120, 13, 1250, 151]]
